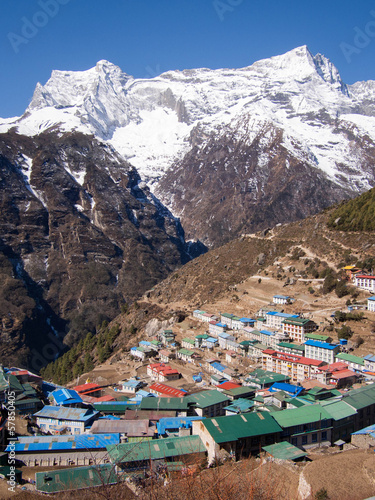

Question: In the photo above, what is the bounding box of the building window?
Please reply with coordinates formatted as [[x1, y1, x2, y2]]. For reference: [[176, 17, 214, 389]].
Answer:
[[311, 433, 317, 443], [302, 435, 307, 445], [321, 431, 327, 441]]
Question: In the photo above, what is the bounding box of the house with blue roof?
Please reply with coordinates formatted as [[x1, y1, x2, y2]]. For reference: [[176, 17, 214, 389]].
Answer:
[[367, 296, 375, 312], [157, 416, 204, 436], [266, 312, 299, 330], [304, 340, 340, 364], [50, 388, 83, 407], [269, 382, 303, 398], [364, 354, 375, 372], [119, 379, 144, 394], [34, 406, 99, 434], [5, 434, 120, 467], [273, 295, 294, 305], [209, 322, 227, 336]]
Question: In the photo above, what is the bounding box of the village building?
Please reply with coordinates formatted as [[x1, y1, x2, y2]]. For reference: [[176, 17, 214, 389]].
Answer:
[[209, 321, 227, 336], [107, 435, 206, 471], [159, 349, 174, 363], [277, 342, 305, 356], [50, 388, 83, 407], [266, 312, 299, 330], [335, 353, 365, 372], [148, 382, 187, 398], [304, 340, 340, 364], [186, 390, 230, 418], [261, 349, 328, 384], [367, 296, 375, 312], [130, 345, 152, 361], [192, 412, 282, 464], [181, 337, 195, 349], [273, 295, 293, 305], [118, 379, 144, 394], [158, 330, 176, 346], [364, 354, 375, 373], [193, 309, 206, 320], [282, 317, 317, 343], [304, 333, 332, 343], [271, 405, 332, 449], [34, 406, 99, 434], [6, 434, 119, 467], [147, 363, 180, 382], [354, 275, 375, 293], [177, 348, 199, 364]]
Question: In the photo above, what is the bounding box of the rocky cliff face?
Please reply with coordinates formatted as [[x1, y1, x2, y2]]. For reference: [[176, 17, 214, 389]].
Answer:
[[0, 129, 200, 367]]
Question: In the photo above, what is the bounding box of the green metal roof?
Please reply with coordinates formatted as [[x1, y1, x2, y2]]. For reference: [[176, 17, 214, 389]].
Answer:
[[195, 334, 209, 339], [185, 390, 230, 409], [282, 317, 312, 326], [224, 386, 255, 398], [277, 342, 305, 352], [304, 333, 331, 342], [178, 348, 195, 356], [271, 404, 331, 428], [93, 402, 131, 413], [182, 338, 195, 345], [247, 369, 290, 386], [343, 384, 375, 410], [35, 464, 118, 493], [335, 353, 364, 365], [263, 441, 307, 461], [139, 397, 190, 411], [202, 412, 282, 444], [319, 400, 357, 421], [107, 435, 205, 463]]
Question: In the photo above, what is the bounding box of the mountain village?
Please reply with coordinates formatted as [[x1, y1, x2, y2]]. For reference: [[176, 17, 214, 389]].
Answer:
[[2, 267, 375, 495]]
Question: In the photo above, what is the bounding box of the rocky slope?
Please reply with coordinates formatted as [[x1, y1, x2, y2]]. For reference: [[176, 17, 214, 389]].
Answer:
[[0, 129, 201, 367]]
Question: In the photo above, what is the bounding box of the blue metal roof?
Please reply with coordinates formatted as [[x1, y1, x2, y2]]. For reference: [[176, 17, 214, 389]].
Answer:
[[368, 297, 375, 301], [240, 317, 255, 323], [157, 416, 204, 435], [260, 330, 274, 336], [6, 434, 120, 452], [206, 337, 218, 343], [364, 354, 375, 362], [34, 405, 98, 422], [51, 388, 82, 405], [121, 379, 142, 388], [214, 322, 227, 328], [211, 362, 227, 372], [304, 340, 338, 350], [266, 312, 298, 318], [269, 382, 303, 396]]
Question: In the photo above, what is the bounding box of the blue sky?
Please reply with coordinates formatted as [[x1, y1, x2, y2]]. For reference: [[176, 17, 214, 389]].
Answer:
[[1, 0, 375, 117]]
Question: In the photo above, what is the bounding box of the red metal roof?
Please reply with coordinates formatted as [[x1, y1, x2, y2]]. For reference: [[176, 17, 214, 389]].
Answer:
[[73, 382, 101, 393], [218, 381, 241, 390], [356, 275, 375, 279], [149, 382, 186, 397]]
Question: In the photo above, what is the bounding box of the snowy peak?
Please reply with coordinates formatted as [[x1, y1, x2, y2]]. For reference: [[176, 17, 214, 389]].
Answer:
[[250, 45, 345, 91]]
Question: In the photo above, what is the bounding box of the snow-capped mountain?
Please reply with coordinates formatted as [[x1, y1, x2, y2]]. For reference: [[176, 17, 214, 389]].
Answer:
[[1, 45, 375, 246]]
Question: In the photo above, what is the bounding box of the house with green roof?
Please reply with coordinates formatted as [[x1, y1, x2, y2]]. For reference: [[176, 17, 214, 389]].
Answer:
[[263, 441, 307, 461], [277, 342, 305, 356], [139, 397, 191, 416], [342, 383, 375, 431], [185, 390, 230, 418], [192, 411, 282, 463], [320, 400, 357, 443], [107, 435, 206, 470], [334, 352, 365, 372], [177, 348, 198, 363], [304, 333, 332, 343], [181, 338, 195, 349], [35, 464, 119, 493], [245, 369, 290, 389], [271, 405, 332, 449]]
